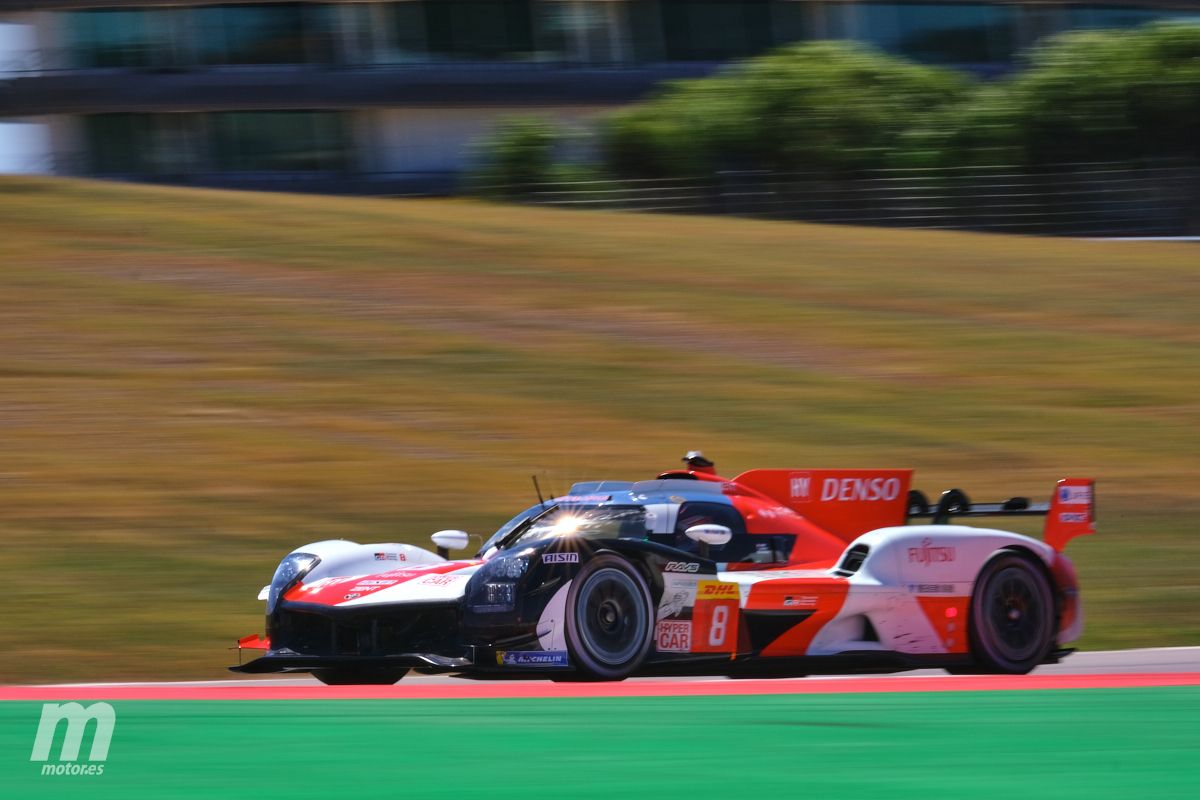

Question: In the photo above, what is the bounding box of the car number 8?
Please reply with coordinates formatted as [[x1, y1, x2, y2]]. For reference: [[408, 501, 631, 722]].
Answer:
[[708, 605, 729, 647]]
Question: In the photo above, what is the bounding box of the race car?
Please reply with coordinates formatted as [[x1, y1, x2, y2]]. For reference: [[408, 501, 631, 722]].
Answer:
[[231, 453, 1094, 683]]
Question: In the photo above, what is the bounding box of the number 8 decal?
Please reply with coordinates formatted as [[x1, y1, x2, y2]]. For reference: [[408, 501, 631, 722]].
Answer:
[[692, 581, 738, 653], [708, 604, 729, 647]]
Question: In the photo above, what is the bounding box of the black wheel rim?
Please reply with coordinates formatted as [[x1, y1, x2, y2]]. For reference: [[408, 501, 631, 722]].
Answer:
[[576, 568, 647, 666], [983, 566, 1046, 662]]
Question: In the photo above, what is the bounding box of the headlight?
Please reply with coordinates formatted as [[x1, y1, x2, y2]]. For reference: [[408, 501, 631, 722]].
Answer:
[[468, 552, 530, 612], [483, 554, 529, 580], [483, 582, 516, 607], [266, 552, 320, 614]]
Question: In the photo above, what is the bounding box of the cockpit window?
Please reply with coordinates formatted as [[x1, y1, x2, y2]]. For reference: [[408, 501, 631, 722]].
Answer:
[[655, 501, 795, 566], [720, 534, 797, 568], [505, 505, 648, 549]]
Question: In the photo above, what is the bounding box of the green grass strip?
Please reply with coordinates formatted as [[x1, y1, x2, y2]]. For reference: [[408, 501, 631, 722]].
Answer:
[[2, 687, 1197, 799]]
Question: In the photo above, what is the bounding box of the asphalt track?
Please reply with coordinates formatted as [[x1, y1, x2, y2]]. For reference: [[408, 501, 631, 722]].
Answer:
[[5, 646, 1198, 700]]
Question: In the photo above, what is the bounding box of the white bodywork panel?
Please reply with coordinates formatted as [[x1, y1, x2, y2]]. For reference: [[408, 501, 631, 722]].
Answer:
[[288, 539, 446, 583], [272, 540, 476, 604], [334, 566, 481, 606], [799, 525, 1058, 656], [536, 583, 572, 652]]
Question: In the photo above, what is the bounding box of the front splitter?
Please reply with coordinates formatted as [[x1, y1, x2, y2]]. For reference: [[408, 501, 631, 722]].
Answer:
[[230, 650, 473, 674]]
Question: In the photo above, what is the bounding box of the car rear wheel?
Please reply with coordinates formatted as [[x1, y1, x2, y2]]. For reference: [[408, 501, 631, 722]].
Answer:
[[313, 668, 408, 685], [965, 552, 1055, 674], [564, 555, 653, 681]]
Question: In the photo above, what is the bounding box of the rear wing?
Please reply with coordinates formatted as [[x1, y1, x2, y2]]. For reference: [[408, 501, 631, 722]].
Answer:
[[733, 469, 913, 544], [907, 478, 1095, 551]]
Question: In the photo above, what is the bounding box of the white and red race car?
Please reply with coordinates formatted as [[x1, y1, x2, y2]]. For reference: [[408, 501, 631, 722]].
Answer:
[[233, 454, 1093, 683]]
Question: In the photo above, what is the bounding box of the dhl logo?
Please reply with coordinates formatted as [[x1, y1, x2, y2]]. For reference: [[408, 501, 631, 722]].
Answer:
[[696, 581, 739, 601]]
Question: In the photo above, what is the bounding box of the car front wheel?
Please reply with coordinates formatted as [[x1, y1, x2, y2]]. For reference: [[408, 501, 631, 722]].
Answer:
[[563, 555, 653, 681]]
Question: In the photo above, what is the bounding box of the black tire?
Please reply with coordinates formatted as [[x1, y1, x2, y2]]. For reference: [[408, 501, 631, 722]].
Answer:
[[965, 552, 1055, 674], [312, 668, 408, 686], [564, 554, 653, 681]]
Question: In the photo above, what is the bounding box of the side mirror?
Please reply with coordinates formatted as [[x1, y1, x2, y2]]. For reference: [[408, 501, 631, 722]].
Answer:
[[685, 524, 732, 559], [431, 530, 470, 560], [685, 524, 732, 546]]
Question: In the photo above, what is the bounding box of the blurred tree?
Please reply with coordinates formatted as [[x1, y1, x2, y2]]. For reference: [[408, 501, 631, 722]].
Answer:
[[942, 23, 1200, 166], [480, 25, 1200, 188], [602, 42, 973, 177], [468, 115, 568, 198]]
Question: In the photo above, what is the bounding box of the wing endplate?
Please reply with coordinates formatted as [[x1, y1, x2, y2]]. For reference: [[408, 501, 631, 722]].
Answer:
[[1044, 478, 1096, 552]]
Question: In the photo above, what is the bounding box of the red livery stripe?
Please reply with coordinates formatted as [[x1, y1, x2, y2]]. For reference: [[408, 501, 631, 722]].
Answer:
[[4, 672, 1198, 701]]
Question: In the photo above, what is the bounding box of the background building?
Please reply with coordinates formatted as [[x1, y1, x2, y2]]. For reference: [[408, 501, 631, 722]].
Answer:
[[1, 0, 1198, 192]]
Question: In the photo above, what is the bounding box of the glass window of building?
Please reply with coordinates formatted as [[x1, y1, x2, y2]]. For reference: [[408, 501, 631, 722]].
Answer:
[[193, 3, 336, 66], [424, 0, 536, 59], [82, 113, 206, 174], [857, 3, 1018, 64], [69, 9, 157, 69], [390, 1, 432, 61], [533, 2, 573, 59], [770, 0, 820, 46], [149, 114, 204, 174], [210, 111, 351, 172], [626, 0, 667, 62], [1064, 6, 1165, 31], [659, 0, 774, 60], [536, 1, 629, 62], [1016, 5, 1067, 51], [84, 114, 153, 172]]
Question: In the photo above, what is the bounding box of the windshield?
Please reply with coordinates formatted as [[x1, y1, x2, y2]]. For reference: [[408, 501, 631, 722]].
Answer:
[[478, 503, 544, 556], [504, 505, 648, 549]]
